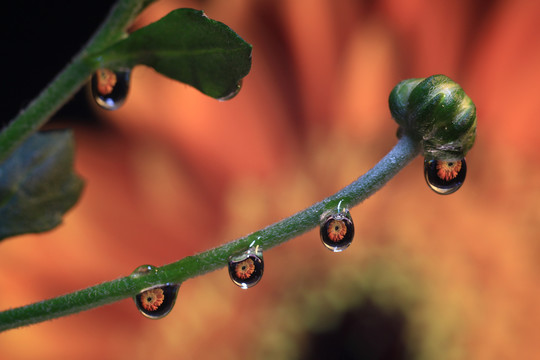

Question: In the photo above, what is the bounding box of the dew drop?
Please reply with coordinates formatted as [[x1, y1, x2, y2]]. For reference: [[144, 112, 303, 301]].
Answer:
[[130, 264, 158, 278], [424, 158, 466, 195], [218, 80, 243, 101], [228, 245, 264, 289], [320, 210, 355, 252], [91, 68, 130, 110], [131, 265, 179, 319], [134, 284, 180, 319]]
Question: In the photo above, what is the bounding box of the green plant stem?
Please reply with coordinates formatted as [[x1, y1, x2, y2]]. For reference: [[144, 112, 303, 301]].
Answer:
[[0, 0, 156, 163], [0, 135, 420, 332]]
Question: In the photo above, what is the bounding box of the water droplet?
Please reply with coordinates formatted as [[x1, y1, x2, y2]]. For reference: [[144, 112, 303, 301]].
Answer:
[[218, 80, 242, 101], [134, 284, 180, 319], [228, 245, 264, 289], [320, 210, 355, 252], [130, 264, 158, 278], [424, 158, 466, 195], [91, 68, 130, 110]]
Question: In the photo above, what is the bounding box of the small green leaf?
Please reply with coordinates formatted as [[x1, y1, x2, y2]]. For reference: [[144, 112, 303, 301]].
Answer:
[[92, 8, 252, 99], [0, 131, 84, 240]]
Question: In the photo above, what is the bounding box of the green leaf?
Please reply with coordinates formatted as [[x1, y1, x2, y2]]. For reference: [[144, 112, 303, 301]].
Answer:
[[0, 131, 84, 240], [92, 8, 252, 99]]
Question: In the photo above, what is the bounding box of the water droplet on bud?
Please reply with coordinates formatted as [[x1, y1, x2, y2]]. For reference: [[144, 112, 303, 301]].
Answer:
[[218, 80, 242, 101], [91, 68, 130, 110], [320, 209, 355, 252], [228, 245, 264, 289], [134, 284, 180, 319], [424, 158, 466, 195]]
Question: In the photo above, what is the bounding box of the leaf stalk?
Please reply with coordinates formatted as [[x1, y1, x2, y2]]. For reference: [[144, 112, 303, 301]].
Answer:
[[0, 135, 420, 331]]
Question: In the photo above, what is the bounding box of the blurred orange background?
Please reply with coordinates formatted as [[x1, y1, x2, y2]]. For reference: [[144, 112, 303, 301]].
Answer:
[[1, 0, 540, 358]]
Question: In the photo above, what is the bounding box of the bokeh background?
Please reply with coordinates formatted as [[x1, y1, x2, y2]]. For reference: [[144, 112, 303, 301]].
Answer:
[[1, 0, 540, 359]]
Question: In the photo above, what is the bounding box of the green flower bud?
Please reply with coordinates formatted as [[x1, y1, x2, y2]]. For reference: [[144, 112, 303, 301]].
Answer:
[[389, 75, 477, 160]]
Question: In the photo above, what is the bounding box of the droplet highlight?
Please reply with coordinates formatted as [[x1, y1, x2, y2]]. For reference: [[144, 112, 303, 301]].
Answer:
[[424, 158, 466, 195], [228, 245, 264, 289], [320, 210, 355, 252], [134, 284, 180, 319], [91, 68, 130, 110], [218, 80, 242, 101]]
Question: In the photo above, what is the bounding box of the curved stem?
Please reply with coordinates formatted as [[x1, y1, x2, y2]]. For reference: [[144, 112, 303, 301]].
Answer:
[[0, 0, 156, 163], [0, 135, 420, 332]]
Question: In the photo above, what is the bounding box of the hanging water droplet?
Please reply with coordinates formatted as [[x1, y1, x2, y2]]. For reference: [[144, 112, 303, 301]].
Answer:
[[424, 158, 466, 195], [134, 283, 180, 319], [320, 210, 355, 252], [228, 245, 264, 289], [91, 68, 130, 110], [218, 80, 243, 101]]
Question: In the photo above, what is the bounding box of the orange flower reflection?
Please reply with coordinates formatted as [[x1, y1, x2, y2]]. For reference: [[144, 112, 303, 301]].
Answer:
[[436, 160, 462, 181], [234, 258, 255, 280], [96, 69, 117, 95], [1, 0, 540, 359], [326, 219, 348, 242], [140, 288, 165, 312]]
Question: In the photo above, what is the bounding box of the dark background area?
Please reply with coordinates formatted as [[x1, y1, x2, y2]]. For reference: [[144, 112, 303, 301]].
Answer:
[[1, 2, 114, 127]]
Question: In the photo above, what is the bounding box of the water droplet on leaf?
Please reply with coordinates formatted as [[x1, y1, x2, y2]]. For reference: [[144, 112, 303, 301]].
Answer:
[[228, 245, 264, 289], [218, 80, 242, 101], [424, 158, 466, 195], [320, 210, 355, 252], [134, 284, 180, 319], [91, 68, 130, 110]]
